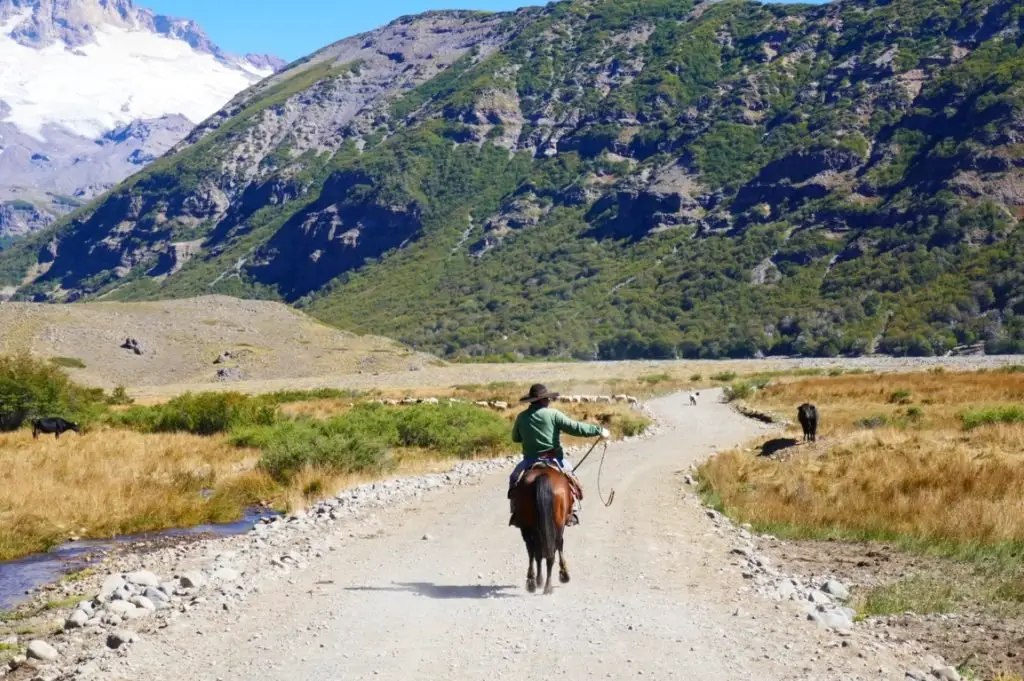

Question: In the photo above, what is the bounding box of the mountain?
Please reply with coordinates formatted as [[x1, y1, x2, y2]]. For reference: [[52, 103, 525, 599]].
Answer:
[[2, 0, 1024, 360], [0, 0, 283, 238]]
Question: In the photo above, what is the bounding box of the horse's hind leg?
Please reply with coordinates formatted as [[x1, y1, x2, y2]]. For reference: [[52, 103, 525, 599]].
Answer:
[[521, 529, 537, 593], [543, 553, 555, 595], [557, 530, 570, 584]]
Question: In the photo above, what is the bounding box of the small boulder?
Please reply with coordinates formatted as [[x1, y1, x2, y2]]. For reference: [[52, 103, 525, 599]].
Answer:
[[64, 610, 89, 630], [25, 640, 58, 663], [97, 575, 126, 601], [106, 601, 136, 616], [932, 667, 961, 681], [823, 580, 850, 600], [143, 587, 169, 603], [106, 630, 137, 650], [125, 571, 160, 588], [129, 596, 156, 612]]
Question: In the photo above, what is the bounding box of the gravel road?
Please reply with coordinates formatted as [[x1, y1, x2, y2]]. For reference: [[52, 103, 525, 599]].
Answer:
[[90, 390, 925, 681]]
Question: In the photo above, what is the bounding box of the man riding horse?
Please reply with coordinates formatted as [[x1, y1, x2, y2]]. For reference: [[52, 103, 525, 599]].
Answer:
[[508, 384, 609, 527]]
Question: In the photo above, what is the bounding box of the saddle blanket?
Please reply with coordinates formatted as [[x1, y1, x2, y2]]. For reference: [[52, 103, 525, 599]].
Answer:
[[512, 459, 583, 500]]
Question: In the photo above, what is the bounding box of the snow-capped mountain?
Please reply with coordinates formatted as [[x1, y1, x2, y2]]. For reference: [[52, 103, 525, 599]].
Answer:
[[0, 0, 284, 238]]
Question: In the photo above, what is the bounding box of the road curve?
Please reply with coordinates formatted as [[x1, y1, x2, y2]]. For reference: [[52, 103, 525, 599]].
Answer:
[[107, 390, 914, 681]]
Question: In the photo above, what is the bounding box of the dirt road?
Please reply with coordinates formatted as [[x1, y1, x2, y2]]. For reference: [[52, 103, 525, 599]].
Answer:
[[101, 391, 918, 681]]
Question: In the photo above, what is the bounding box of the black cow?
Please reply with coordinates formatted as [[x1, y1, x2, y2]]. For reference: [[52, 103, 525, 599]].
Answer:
[[797, 403, 818, 443], [31, 417, 81, 440]]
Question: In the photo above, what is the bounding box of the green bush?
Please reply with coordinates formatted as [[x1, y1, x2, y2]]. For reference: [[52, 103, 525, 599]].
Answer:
[[252, 421, 390, 483], [616, 413, 651, 437], [240, 402, 509, 482], [711, 371, 738, 382], [856, 414, 890, 429], [0, 353, 106, 426], [888, 389, 913, 405], [113, 392, 278, 435], [961, 406, 1024, 431], [258, 388, 363, 405]]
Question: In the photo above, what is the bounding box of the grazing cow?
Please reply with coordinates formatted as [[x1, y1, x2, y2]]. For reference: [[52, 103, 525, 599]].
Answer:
[[32, 417, 81, 440], [797, 404, 818, 443]]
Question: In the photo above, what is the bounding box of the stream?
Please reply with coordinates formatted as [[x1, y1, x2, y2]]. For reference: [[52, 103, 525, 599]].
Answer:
[[0, 508, 275, 611]]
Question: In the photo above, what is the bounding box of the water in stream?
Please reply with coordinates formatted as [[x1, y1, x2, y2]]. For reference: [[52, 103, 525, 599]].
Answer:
[[0, 508, 275, 610]]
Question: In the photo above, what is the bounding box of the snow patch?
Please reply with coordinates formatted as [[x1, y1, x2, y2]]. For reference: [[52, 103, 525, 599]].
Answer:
[[0, 19, 271, 141]]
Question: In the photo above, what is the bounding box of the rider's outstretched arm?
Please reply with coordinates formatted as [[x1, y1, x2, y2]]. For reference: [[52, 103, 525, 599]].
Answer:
[[552, 410, 603, 438]]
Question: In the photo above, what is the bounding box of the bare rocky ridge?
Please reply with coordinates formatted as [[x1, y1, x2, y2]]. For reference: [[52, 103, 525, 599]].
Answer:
[[0, 391, 948, 681], [0, 295, 435, 389]]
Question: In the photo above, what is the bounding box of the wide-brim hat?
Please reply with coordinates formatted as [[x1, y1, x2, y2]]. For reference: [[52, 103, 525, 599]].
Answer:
[[519, 383, 559, 403]]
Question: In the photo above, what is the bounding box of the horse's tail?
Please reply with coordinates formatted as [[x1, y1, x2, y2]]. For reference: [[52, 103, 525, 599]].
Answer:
[[535, 473, 557, 563]]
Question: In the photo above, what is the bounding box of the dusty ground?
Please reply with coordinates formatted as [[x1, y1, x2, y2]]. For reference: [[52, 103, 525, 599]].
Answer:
[[0, 296, 435, 389], [51, 390, 928, 681], [762, 539, 1024, 680]]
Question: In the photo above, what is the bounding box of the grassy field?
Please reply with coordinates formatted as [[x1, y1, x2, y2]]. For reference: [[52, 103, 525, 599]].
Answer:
[[0, 355, 652, 562], [700, 369, 1024, 618]]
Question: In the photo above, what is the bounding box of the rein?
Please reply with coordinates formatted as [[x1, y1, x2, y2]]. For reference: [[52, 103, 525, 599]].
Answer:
[[572, 436, 615, 507]]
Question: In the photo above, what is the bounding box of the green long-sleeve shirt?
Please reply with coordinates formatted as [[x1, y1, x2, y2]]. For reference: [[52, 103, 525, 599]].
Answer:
[[511, 405, 603, 460]]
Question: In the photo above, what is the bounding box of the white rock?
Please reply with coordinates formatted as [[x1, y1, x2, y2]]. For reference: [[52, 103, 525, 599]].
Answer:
[[25, 640, 58, 663], [130, 596, 156, 611], [143, 587, 170, 603], [64, 610, 89, 630], [125, 571, 160, 588], [97, 575, 125, 601], [932, 667, 961, 681], [106, 601, 137, 616], [823, 580, 850, 600]]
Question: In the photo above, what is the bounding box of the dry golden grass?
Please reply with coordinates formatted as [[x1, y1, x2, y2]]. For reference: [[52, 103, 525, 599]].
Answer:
[[701, 370, 1024, 548], [0, 427, 278, 561]]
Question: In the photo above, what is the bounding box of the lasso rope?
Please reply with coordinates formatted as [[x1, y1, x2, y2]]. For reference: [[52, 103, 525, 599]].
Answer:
[[572, 436, 615, 507]]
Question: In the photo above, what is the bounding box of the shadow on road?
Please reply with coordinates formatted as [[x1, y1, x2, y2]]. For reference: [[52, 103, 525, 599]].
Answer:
[[345, 582, 519, 599]]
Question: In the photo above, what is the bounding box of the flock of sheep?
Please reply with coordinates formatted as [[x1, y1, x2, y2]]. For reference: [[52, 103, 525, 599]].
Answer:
[[371, 394, 642, 411]]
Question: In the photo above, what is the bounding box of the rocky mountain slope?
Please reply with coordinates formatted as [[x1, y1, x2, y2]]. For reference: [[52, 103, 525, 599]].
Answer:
[[0, 0, 283, 238], [1, 0, 1023, 360]]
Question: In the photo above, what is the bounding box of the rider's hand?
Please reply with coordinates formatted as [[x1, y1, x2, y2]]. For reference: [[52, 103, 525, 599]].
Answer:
[[600, 428, 611, 439]]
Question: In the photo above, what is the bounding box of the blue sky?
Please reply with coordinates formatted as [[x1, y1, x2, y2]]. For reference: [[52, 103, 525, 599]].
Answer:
[[145, 0, 829, 63]]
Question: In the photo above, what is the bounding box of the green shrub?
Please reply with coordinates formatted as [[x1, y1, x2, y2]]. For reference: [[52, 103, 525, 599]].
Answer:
[[856, 414, 890, 429], [616, 413, 651, 437], [888, 389, 913, 405], [258, 388, 363, 405], [106, 386, 134, 406], [253, 421, 389, 483], [689, 374, 703, 381], [243, 402, 509, 482], [711, 371, 738, 382], [113, 392, 278, 435], [961, 406, 1024, 431], [0, 353, 106, 425]]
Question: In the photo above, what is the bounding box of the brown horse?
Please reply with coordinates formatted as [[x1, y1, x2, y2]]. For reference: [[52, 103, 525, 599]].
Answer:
[[510, 465, 573, 595]]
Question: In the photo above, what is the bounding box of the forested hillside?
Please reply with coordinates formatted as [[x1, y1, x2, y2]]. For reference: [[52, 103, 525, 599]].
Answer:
[[2, 0, 1023, 360]]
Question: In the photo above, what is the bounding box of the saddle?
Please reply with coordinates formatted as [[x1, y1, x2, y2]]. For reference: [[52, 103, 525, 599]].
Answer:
[[511, 458, 584, 501]]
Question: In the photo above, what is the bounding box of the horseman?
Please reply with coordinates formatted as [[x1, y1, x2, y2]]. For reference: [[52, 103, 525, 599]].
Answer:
[[508, 384, 610, 527]]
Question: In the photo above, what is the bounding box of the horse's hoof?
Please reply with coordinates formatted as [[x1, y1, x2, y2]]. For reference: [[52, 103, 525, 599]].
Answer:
[[543, 585, 554, 595], [559, 571, 570, 584], [526, 579, 537, 594]]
